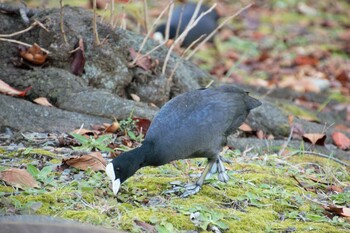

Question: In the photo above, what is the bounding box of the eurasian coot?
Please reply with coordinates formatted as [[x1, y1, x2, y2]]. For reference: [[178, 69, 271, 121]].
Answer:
[[154, 2, 219, 48], [106, 85, 261, 197]]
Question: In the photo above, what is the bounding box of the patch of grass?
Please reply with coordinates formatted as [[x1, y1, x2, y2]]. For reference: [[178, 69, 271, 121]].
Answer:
[[70, 133, 113, 152], [280, 102, 320, 122]]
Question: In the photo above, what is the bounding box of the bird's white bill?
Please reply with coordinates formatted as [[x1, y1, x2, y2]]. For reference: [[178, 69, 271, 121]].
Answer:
[[153, 32, 165, 44], [112, 178, 121, 195], [106, 163, 120, 195]]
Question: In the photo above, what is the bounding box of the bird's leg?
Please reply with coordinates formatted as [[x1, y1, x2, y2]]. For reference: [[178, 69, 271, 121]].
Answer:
[[166, 159, 216, 198], [181, 158, 216, 198], [216, 157, 229, 182], [205, 157, 229, 182]]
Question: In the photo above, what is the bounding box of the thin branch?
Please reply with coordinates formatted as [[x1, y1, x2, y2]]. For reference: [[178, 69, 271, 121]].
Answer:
[[0, 38, 50, 54], [167, 34, 206, 85], [278, 125, 294, 156], [59, 0, 68, 44], [119, 7, 127, 30], [0, 20, 49, 38], [110, 0, 115, 26], [162, 2, 216, 74], [186, 3, 254, 60], [286, 150, 350, 168], [92, 0, 101, 45], [165, 2, 175, 41], [205, 80, 214, 88], [143, 0, 149, 33], [185, 0, 203, 39], [99, 1, 110, 23], [135, 41, 168, 61], [131, 0, 173, 65]]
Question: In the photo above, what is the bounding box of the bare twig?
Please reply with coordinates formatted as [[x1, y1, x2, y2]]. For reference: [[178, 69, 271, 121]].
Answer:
[[0, 38, 50, 54], [285, 150, 350, 168], [302, 193, 327, 206], [110, 0, 115, 26], [278, 125, 294, 156], [118, 7, 127, 30], [205, 80, 214, 88], [165, 2, 175, 41], [162, 2, 216, 74], [99, 1, 110, 23], [167, 34, 206, 84], [59, 0, 68, 44], [0, 20, 49, 38], [92, 0, 101, 45], [143, 0, 149, 33], [135, 41, 168, 61], [186, 3, 254, 60], [68, 47, 81, 54], [131, 0, 173, 65]]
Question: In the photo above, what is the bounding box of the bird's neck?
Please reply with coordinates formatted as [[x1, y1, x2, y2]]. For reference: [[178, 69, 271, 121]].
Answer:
[[125, 142, 154, 170]]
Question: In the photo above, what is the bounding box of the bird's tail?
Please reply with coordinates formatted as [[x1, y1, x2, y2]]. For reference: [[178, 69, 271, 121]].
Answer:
[[245, 95, 262, 111]]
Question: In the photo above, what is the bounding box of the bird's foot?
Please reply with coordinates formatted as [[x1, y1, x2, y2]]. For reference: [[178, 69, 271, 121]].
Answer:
[[165, 181, 201, 198], [217, 158, 229, 182], [206, 158, 229, 182]]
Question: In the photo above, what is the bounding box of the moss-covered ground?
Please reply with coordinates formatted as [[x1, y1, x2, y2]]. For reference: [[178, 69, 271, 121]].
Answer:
[[1, 146, 349, 232]]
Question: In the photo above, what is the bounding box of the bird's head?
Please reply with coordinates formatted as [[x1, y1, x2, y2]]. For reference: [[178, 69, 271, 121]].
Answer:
[[105, 150, 145, 195]]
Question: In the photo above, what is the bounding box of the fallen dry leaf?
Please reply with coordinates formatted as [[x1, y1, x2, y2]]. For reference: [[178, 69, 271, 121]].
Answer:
[[239, 123, 253, 132], [324, 205, 350, 219], [71, 38, 85, 76], [0, 168, 39, 189], [0, 79, 32, 97], [134, 220, 156, 233], [292, 123, 305, 139], [302, 133, 326, 146], [133, 117, 151, 136], [129, 47, 158, 71], [291, 175, 316, 192], [18, 43, 47, 65], [288, 115, 294, 126], [33, 97, 53, 107], [63, 151, 106, 171], [294, 55, 318, 66], [105, 121, 120, 133], [130, 93, 141, 102], [71, 128, 98, 137], [256, 130, 265, 139], [332, 132, 350, 150], [326, 185, 344, 193]]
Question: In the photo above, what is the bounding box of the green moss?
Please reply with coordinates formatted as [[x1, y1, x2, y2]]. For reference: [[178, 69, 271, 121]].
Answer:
[[0, 147, 6, 154], [0, 185, 14, 192], [61, 209, 107, 224], [19, 148, 58, 159], [287, 154, 348, 170], [280, 103, 319, 122], [120, 207, 194, 231]]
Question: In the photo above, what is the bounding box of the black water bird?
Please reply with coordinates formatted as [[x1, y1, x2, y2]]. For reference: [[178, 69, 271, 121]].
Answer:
[[106, 85, 261, 197], [153, 2, 219, 48]]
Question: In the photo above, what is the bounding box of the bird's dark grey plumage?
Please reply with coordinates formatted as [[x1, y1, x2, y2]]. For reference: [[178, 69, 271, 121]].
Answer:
[[106, 85, 261, 197], [154, 2, 219, 47]]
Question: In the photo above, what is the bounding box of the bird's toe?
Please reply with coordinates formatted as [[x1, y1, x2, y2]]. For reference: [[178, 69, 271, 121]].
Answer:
[[165, 182, 201, 198], [218, 172, 229, 183], [181, 184, 201, 198]]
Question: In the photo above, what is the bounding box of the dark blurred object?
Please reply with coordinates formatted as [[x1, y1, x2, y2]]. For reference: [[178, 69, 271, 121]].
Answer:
[[154, 2, 219, 48], [0, 215, 125, 233]]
